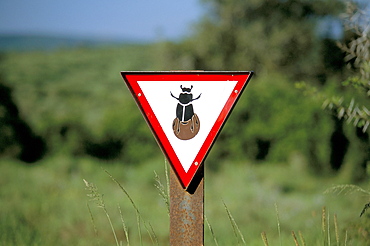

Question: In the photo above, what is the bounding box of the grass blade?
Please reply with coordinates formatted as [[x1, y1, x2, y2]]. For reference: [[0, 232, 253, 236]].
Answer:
[[292, 231, 300, 246], [261, 231, 269, 246], [86, 202, 101, 246], [275, 203, 282, 246], [102, 170, 143, 245], [324, 184, 370, 196], [222, 200, 246, 245], [360, 202, 370, 217], [334, 214, 339, 246], [327, 209, 331, 246], [146, 221, 159, 246], [154, 171, 170, 216], [164, 159, 170, 203], [83, 179, 119, 246], [105, 205, 120, 246], [298, 231, 306, 246], [322, 206, 327, 246], [205, 215, 219, 246], [118, 204, 130, 246], [104, 169, 158, 246], [154, 159, 171, 216]]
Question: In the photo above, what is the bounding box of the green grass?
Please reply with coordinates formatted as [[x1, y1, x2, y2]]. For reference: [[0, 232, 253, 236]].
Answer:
[[0, 155, 369, 245]]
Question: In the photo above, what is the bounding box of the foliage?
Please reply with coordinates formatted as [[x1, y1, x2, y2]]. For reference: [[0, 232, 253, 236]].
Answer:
[[0, 45, 162, 163], [295, 1, 369, 179], [322, 1, 370, 132], [323, 96, 369, 132], [164, 0, 344, 78], [325, 184, 370, 216], [208, 72, 332, 171], [0, 74, 46, 162], [157, 0, 370, 176], [0, 42, 333, 168]]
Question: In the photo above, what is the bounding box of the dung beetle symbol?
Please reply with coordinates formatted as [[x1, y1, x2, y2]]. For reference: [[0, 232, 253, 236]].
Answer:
[[170, 85, 201, 140]]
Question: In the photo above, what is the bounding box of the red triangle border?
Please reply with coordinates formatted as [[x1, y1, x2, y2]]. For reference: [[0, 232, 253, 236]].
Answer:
[[121, 71, 253, 188]]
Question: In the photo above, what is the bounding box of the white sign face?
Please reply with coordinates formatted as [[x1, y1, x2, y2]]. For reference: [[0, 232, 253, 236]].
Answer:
[[138, 81, 238, 172], [122, 71, 253, 188]]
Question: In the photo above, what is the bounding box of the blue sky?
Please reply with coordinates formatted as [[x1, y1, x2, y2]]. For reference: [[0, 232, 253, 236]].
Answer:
[[0, 0, 205, 41]]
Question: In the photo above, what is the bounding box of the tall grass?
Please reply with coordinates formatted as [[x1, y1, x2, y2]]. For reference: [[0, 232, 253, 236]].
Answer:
[[83, 179, 120, 246], [84, 169, 159, 246], [260, 206, 346, 246], [324, 184, 370, 218], [118, 204, 130, 246], [83, 164, 366, 246], [154, 160, 170, 216], [1, 157, 368, 245], [87, 202, 101, 245]]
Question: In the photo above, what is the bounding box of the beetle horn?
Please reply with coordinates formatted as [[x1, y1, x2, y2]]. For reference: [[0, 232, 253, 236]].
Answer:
[[180, 85, 183, 90], [191, 85, 193, 90]]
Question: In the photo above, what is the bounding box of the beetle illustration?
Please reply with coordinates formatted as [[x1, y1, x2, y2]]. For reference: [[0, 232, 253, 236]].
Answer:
[[170, 85, 201, 140]]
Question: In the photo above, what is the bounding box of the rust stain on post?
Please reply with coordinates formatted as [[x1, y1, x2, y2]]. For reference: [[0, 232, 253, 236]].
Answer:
[[170, 165, 204, 245]]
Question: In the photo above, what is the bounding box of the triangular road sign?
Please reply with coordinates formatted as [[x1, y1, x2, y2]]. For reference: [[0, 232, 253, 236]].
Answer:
[[121, 71, 253, 189]]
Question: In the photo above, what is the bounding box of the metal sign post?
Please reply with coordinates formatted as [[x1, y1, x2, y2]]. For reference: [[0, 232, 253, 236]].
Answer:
[[170, 165, 204, 245]]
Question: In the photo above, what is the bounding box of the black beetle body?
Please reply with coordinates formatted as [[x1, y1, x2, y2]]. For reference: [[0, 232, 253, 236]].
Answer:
[[170, 85, 201, 140], [171, 85, 201, 122]]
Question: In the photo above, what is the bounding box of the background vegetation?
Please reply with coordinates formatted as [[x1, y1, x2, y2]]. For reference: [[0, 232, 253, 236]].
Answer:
[[0, 0, 369, 245]]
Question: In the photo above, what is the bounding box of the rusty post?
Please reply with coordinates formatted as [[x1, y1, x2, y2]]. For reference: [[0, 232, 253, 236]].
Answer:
[[170, 164, 204, 245]]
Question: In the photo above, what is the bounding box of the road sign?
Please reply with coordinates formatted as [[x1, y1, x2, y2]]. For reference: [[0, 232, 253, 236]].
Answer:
[[121, 71, 253, 189]]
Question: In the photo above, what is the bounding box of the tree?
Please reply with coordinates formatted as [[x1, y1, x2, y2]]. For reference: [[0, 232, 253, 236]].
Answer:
[[323, 1, 370, 133], [158, 0, 367, 176], [166, 0, 344, 80], [295, 1, 369, 180], [322, 1, 369, 180], [0, 77, 46, 163]]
